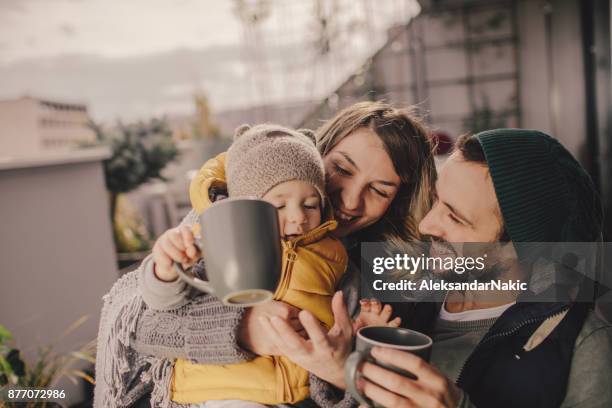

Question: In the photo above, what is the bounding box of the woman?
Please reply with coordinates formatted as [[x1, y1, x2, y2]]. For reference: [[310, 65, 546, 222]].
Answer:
[[93, 101, 437, 407]]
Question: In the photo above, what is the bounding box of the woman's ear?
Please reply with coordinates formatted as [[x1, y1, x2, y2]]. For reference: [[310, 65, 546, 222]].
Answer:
[[297, 128, 316, 145], [234, 124, 251, 141]]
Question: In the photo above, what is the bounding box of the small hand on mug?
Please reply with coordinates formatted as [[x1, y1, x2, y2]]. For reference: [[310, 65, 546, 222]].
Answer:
[[154, 199, 282, 306], [152, 225, 200, 282], [352, 299, 402, 332]]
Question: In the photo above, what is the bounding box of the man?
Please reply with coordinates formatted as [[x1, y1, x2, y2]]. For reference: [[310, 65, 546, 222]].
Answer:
[[263, 129, 612, 408], [356, 129, 612, 407]]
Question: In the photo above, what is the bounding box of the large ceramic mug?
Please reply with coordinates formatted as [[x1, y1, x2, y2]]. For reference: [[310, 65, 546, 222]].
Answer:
[[345, 326, 433, 407], [173, 198, 282, 307]]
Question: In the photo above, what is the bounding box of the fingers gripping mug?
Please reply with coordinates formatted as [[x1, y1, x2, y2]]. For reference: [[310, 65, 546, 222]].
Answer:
[[173, 198, 282, 307], [345, 326, 433, 407]]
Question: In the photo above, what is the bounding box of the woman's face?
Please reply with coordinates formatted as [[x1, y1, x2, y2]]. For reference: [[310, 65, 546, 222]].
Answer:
[[323, 127, 401, 238]]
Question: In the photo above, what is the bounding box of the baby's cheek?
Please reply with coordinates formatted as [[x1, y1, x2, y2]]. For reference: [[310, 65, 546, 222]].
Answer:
[[310, 211, 322, 230], [271, 211, 285, 236]]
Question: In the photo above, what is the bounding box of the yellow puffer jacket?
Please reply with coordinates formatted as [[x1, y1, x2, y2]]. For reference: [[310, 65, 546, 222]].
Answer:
[[188, 152, 228, 215], [172, 153, 348, 405]]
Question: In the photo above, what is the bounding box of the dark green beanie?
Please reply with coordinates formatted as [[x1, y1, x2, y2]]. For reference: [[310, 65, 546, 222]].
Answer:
[[475, 129, 602, 242]]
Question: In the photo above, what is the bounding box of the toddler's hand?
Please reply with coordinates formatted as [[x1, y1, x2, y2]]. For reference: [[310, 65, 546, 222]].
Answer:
[[353, 299, 401, 331], [152, 225, 200, 282]]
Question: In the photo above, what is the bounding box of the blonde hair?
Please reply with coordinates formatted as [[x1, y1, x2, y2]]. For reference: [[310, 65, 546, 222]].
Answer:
[[315, 101, 437, 244]]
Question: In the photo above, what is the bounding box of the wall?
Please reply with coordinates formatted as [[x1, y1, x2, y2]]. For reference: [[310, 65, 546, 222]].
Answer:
[[301, 0, 591, 165], [0, 147, 117, 405], [300, 1, 522, 138], [517, 0, 587, 160]]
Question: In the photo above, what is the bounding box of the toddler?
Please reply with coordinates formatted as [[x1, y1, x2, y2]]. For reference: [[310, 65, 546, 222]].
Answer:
[[149, 124, 398, 406]]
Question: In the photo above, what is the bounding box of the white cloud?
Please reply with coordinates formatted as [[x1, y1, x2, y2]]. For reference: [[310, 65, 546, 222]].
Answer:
[[0, 0, 242, 63], [162, 82, 196, 98]]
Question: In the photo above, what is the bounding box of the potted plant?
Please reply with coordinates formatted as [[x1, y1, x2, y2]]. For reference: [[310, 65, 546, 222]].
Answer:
[[91, 118, 179, 262], [0, 320, 95, 408]]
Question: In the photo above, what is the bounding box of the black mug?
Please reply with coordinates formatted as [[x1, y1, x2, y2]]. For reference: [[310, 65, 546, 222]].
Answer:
[[345, 326, 433, 407]]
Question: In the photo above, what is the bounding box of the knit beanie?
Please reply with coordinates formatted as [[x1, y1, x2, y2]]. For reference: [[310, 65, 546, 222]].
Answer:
[[226, 124, 326, 203], [475, 129, 602, 242]]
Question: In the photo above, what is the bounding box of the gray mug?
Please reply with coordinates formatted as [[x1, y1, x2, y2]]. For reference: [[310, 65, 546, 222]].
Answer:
[[345, 326, 433, 407], [173, 198, 282, 307]]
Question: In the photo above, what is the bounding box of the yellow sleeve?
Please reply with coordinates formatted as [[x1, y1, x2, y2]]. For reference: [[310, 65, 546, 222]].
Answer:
[[189, 152, 228, 214]]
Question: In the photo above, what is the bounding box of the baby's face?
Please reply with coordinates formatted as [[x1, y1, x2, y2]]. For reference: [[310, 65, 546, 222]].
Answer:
[[262, 180, 322, 240]]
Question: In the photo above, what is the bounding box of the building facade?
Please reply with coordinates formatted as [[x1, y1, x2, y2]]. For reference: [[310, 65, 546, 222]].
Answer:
[[300, 0, 607, 168], [0, 96, 96, 157]]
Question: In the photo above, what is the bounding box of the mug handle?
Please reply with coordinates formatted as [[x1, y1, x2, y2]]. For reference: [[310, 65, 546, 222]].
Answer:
[[345, 351, 373, 407], [173, 261, 215, 294], [172, 238, 214, 295]]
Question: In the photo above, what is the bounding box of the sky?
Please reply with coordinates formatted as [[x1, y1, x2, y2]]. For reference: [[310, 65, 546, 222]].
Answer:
[[0, 0, 241, 62], [0, 0, 419, 123]]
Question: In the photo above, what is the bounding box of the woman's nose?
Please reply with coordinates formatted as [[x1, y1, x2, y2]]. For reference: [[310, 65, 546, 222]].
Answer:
[[341, 183, 362, 211]]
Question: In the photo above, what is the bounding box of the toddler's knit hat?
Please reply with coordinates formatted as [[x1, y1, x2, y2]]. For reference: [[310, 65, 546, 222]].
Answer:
[[226, 124, 326, 203]]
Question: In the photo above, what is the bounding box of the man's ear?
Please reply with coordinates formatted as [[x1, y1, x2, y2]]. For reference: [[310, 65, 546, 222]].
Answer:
[[233, 124, 251, 141]]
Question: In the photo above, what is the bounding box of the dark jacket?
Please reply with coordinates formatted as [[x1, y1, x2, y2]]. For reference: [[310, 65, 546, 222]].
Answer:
[[400, 298, 589, 408]]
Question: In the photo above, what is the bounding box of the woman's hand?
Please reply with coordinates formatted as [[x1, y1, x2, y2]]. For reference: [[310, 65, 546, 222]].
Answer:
[[359, 347, 461, 408], [260, 291, 354, 389], [238, 300, 305, 356]]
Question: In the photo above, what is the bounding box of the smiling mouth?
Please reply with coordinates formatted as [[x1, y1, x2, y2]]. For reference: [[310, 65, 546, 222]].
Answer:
[[429, 241, 456, 257], [334, 208, 359, 223]]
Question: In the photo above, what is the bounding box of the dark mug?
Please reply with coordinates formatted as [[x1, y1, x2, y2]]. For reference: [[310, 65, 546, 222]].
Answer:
[[345, 326, 433, 407], [173, 198, 282, 306]]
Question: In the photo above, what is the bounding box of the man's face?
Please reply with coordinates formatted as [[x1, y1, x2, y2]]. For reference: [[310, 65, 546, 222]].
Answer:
[[418, 152, 508, 279]]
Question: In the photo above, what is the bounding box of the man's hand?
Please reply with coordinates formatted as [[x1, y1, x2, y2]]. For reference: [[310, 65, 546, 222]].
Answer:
[[238, 300, 304, 356], [359, 347, 461, 408]]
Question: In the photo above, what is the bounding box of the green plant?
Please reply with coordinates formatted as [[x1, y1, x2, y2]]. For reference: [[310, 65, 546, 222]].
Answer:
[[0, 319, 95, 408], [95, 118, 179, 194], [0, 325, 24, 387], [91, 118, 179, 250]]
